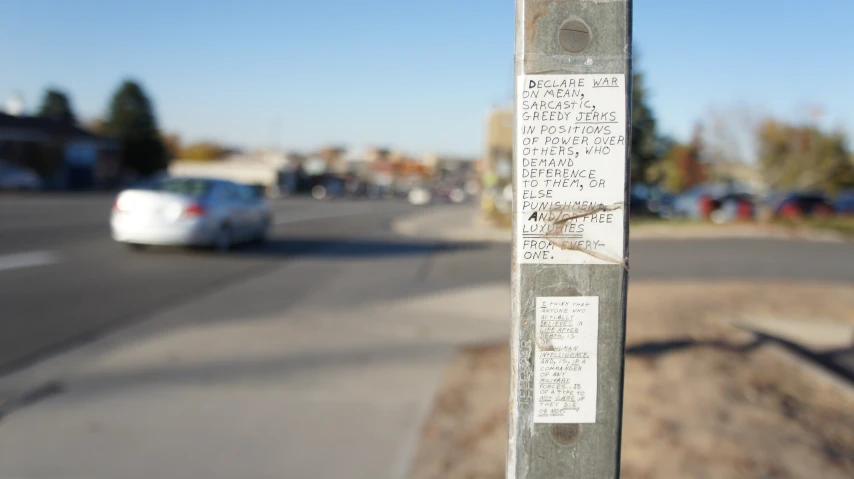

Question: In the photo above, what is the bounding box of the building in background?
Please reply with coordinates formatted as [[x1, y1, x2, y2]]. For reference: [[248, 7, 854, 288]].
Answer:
[[482, 107, 514, 216], [169, 150, 297, 197], [706, 160, 766, 194], [0, 113, 121, 189]]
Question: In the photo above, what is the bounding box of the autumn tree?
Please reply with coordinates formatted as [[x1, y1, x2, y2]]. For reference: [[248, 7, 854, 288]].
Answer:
[[178, 142, 230, 160], [649, 127, 707, 192], [38, 88, 76, 123], [758, 121, 854, 193], [161, 133, 181, 160], [104, 80, 167, 176]]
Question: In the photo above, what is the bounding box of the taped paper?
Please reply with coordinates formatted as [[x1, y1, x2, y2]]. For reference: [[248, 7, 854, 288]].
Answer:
[[516, 74, 627, 265], [534, 296, 599, 423]]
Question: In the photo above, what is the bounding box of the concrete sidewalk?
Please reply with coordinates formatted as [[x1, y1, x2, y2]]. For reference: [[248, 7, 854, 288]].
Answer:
[[393, 205, 510, 243], [0, 223, 510, 479]]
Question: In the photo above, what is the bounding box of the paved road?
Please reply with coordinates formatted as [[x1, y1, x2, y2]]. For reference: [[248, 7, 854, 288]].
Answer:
[[1, 198, 853, 479], [0, 195, 488, 373], [2, 196, 853, 374], [629, 237, 854, 283]]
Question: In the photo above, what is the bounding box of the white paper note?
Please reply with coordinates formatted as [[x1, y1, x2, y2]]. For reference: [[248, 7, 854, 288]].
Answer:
[[534, 296, 599, 423], [516, 74, 627, 265]]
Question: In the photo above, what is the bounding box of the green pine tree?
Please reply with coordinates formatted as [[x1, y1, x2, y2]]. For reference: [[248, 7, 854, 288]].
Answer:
[[105, 80, 167, 176], [38, 89, 76, 123], [630, 70, 660, 183]]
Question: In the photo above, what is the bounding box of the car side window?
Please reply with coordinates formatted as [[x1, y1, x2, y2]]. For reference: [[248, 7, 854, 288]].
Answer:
[[224, 183, 241, 201], [237, 185, 258, 203]]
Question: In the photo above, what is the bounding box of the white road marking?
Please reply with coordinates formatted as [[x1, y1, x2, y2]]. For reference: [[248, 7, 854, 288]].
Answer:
[[0, 251, 60, 273]]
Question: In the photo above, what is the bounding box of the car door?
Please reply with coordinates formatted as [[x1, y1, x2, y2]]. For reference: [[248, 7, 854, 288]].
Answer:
[[217, 182, 248, 239], [237, 184, 265, 234]]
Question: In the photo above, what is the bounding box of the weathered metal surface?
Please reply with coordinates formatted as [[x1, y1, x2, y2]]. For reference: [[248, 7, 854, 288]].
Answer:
[[509, 1, 632, 478]]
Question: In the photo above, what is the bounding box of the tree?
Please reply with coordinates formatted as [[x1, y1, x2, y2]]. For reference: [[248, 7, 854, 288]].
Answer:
[[703, 105, 763, 172], [86, 118, 107, 134], [178, 141, 230, 161], [104, 80, 167, 176], [651, 127, 707, 192], [161, 133, 182, 160], [758, 120, 854, 193], [38, 89, 76, 123], [631, 68, 662, 183]]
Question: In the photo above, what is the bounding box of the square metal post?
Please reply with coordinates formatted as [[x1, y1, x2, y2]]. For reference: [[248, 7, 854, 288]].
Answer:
[[509, 1, 632, 478]]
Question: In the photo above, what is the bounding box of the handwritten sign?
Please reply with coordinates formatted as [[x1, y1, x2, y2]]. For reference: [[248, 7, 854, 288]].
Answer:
[[534, 296, 599, 423], [515, 74, 627, 265]]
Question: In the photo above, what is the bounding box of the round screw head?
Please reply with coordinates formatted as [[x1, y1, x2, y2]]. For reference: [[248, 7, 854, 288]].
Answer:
[[550, 423, 581, 446], [559, 20, 591, 53]]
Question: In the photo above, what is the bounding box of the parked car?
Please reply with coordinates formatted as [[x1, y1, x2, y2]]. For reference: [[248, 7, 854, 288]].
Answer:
[[766, 192, 834, 219], [111, 177, 271, 251], [671, 184, 727, 219], [834, 190, 854, 215], [0, 162, 42, 191], [630, 184, 675, 218], [708, 193, 756, 224], [672, 183, 756, 222]]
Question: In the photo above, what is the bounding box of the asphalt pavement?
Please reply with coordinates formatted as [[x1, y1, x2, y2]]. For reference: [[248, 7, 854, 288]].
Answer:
[[1, 197, 853, 479], [0, 195, 438, 373], [630, 237, 854, 283], [2, 196, 853, 374]]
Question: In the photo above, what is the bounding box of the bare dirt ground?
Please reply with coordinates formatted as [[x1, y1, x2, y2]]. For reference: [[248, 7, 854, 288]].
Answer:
[[408, 282, 854, 479]]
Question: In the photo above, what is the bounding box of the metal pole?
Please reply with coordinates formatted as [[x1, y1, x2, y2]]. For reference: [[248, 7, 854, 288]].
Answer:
[[508, 1, 631, 478]]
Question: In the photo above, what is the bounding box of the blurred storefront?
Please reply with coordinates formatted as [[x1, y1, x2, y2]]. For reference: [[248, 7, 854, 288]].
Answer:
[[0, 113, 120, 189], [482, 107, 514, 216]]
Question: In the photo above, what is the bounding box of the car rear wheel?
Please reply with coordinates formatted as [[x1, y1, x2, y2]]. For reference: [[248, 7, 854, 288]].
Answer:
[[126, 243, 148, 252], [256, 218, 270, 243], [214, 225, 232, 253]]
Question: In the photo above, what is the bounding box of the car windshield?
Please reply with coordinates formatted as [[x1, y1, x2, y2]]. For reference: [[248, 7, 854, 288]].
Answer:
[[150, 178, 212, 198]]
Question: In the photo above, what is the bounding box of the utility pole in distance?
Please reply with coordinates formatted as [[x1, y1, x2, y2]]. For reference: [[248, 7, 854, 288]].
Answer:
[[508, 1, 631, 478]]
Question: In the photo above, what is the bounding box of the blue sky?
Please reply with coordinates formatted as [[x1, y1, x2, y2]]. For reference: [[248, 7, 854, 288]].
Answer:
[[1, 0, 852, 157]]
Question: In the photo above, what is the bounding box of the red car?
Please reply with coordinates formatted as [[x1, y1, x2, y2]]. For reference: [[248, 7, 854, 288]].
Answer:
[[772, 193, 834, 219]]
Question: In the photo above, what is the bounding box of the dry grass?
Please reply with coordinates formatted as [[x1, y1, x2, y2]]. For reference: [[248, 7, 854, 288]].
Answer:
[[408, 282, 854, 479]]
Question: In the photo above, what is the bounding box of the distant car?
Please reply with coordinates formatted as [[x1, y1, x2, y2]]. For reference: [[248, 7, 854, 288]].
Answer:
[[434, 184, 467, 204], [671, 184, 726, 219], [768, 192, 834, 219], [0, 162, 42, 191], [111, 177, 271, 251], [834, 191, 854, 215], [407, 186, 432, 206], [630, 184, 675, 218], [708, 193, 756, 224], [309, 175, 346, 200], [672, 183, 756, 221]]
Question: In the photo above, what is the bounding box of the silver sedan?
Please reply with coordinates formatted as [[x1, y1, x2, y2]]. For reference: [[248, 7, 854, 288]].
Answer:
[[111, 177, 271, 252]]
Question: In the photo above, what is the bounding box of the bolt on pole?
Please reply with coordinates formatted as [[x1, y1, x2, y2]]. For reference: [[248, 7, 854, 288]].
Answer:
[[509, 1, 632, 478]]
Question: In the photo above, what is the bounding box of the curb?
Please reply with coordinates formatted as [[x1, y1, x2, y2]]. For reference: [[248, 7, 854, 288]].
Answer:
[[763, 340, 854, 401], [731, 321, 854, 401], [392, 208, 510, 243]]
